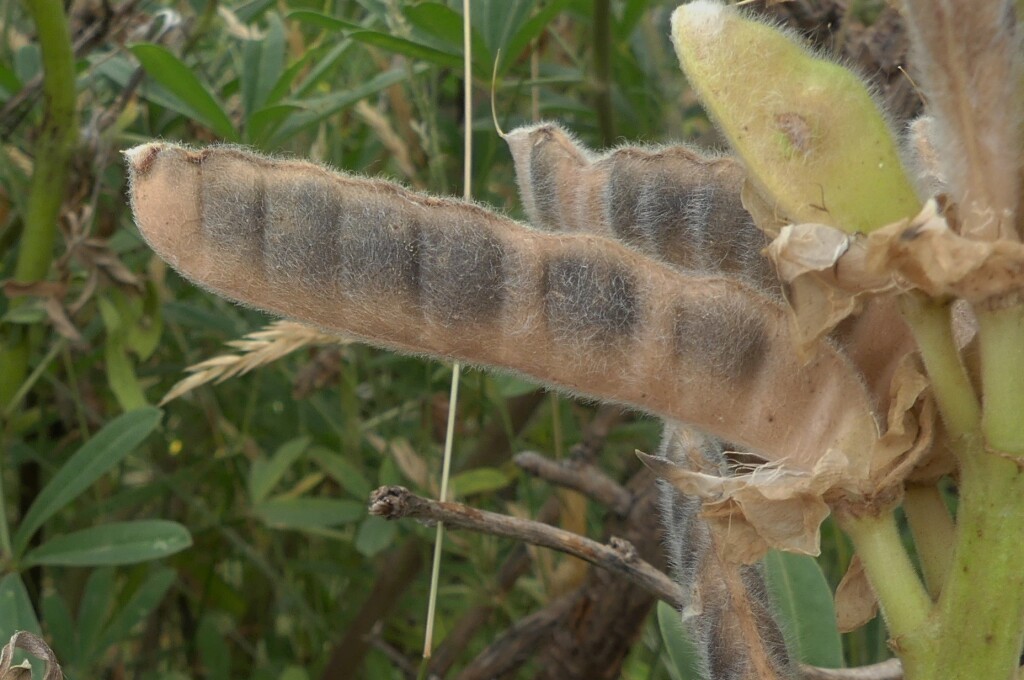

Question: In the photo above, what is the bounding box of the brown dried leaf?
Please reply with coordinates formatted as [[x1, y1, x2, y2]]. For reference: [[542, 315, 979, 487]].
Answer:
[[769, 201, 1024, 311], [1, 280, 67, 298], [834, 556, 878, 632], [863, 201, 1024, 302], [870, 354, 935, 488], [0, 632, 62, 680], [43, 296, 84, 345], [388, 438, 433, 494]]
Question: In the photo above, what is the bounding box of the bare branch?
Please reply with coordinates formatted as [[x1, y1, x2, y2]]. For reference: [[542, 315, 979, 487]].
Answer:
[[514, 450, 634, 515], [367, 485, 686, 610]]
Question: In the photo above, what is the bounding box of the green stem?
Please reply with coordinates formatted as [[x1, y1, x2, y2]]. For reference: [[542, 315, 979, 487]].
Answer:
[[902, 485, 954, 598], [839, 512, 932, 643], [0, 0, 77, 410], [898, 295, 981, 447], [975, 303, 1024, 455], [933, 441, 1024, 680]]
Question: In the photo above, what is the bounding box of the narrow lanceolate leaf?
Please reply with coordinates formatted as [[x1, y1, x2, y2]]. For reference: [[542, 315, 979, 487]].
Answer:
[[129, 44, 237, 141], [12, 407, 162, 557], [670, 1, 919, 234], [764, 550, 844, 668], [0, 574, 42, 639], [656, 601, 703, 680], [22, 520, 192, 567], [254, 498, 364, 531], [124, 143, 882, 479]]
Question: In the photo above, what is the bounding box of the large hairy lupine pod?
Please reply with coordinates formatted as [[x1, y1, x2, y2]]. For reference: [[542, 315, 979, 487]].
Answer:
[[658, 427, 796, 680], [504, 123, 778, 294], [503, 122, 915, 411], [125, 142, 880, 475]]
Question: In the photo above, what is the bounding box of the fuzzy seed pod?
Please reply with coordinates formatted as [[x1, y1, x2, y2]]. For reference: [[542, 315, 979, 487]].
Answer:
[[125, 142, 881, 474]]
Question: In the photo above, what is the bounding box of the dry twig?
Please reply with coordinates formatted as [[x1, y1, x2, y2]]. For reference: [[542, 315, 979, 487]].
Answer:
[[514, 450, 634, 515], [368, 484, 686, 609]]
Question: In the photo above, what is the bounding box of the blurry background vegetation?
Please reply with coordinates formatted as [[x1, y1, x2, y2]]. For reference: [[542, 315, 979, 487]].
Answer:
[[0, 0, 895, 677]]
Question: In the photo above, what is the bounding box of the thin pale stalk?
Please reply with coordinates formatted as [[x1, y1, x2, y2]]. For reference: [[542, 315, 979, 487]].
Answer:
[[423, 0, 473, 662], [898, 295, 981, 447], [902, 485, 954, 599], [0, 0, 77, 410], [839, 511, 933, 676]]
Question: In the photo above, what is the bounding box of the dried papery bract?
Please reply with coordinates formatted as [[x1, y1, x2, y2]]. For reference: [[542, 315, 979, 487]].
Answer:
[[125, 142, 882, 480]]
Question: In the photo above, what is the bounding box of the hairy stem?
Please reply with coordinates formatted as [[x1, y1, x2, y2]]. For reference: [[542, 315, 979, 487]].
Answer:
[[0, 0, 77, 410], [902, 485, 954, 598]]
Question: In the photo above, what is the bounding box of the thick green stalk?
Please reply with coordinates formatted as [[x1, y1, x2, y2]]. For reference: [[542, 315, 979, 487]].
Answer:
[[933, 442, 1024, 680], [0, 0, 77, 410], [975, 303, 1024, 456], [943, 303, 1024, 678]]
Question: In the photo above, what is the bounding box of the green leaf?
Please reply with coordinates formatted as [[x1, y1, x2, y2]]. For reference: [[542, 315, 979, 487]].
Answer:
[[197, 615, 231, 680], [248, 437, 310, 503], [129, 43, 237, 141], [23, 520, 192, 567], [764, 550, 844, 668], [77, 567, 115, 659], [41, 591, 76, 665], [350, 31, 463, 70], [124, 284, 164, 361], [286, 10, 362, 33], [354, 516, 396, 558], [268, 67, 420, 145], [450, 467, 512, 497], [11, 407, 162, 557], [498, 0, 570, 74], [0, 574, 42, 640], [405, 3, 491, 69], [0, 63, 21, 99], [254, 498, 364, 532], [241, 12, 286, 118], [94, 567, 176, 654], [291, 40, 353, 98], [656, 600, 703, 680], [104, 337, 149, 412], [309, 446, 372, 500], [247, 103, 301, 146]]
